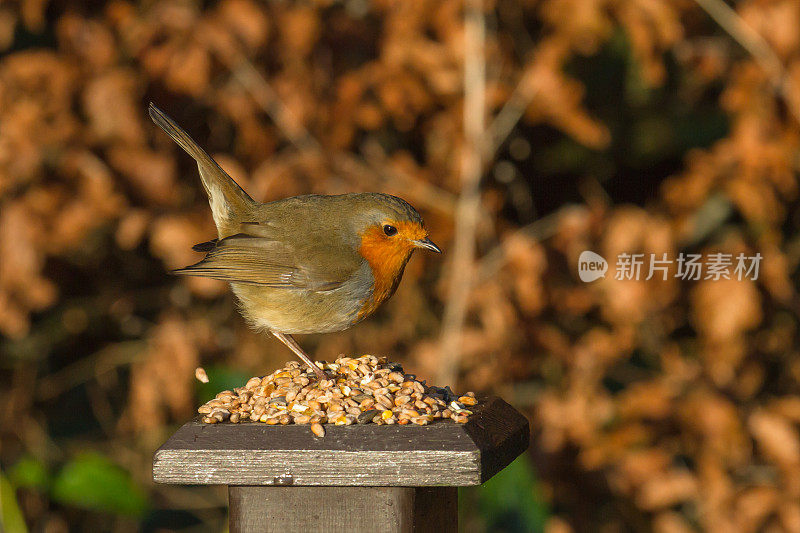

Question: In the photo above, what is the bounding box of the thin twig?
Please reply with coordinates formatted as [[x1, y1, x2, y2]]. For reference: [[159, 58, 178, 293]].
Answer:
[[437, 0, 486, 387], [476, 208, 568, 282], [693, 0, 800, 125], [36, 341, 143, 400], [486, 67, 539, 159], [231, 61, 321, 152]]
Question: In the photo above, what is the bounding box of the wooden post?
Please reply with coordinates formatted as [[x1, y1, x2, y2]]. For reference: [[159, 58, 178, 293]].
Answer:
[[228, 486, 456, 533], [154, 396, 529, 532]]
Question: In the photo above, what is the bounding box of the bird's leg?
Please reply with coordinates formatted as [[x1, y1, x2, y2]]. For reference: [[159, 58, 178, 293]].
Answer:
[[271, 331, 327, 381]]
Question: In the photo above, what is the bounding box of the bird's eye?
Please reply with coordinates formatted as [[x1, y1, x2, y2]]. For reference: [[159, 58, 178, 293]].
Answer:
[[383, 224, 398, 236]]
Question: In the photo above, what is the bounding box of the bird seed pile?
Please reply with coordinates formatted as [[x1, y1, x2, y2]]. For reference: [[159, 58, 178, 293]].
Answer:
[[198, 355, 477, 437]]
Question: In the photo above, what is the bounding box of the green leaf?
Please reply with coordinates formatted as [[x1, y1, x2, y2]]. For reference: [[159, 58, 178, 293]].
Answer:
[[196, 365, 252, 403], [460, 454, 548, 533], [0, 470, 28, 533], [51, 452, 148, 517], [8, 456, 49, 491]]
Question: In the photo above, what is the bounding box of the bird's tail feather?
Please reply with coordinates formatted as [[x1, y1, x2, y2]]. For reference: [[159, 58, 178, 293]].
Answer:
[[148, 103, 255, 233]]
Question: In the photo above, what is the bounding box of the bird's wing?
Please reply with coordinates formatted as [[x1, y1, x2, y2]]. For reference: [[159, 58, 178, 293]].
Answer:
[[174, 230, 362, 291]]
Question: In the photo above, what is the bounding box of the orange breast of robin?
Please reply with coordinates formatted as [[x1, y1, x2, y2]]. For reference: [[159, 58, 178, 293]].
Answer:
[[356, 221, 425, 320]]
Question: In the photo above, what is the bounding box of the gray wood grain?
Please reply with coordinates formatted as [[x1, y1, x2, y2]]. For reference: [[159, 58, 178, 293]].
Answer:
[[153, 396, 529, 486], [228, 486, 456, 533]]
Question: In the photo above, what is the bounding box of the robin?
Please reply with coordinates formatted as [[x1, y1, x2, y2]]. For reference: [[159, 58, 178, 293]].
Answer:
[[148, 104, 441, 380]]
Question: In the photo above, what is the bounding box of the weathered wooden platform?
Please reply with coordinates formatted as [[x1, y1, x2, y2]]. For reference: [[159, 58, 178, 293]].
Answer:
[[155, 396, 528, 486], [153, 395, 529, 532]]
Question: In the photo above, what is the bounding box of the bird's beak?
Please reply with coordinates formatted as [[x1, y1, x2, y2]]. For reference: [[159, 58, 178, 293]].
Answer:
[[413, 237, 442, 253]]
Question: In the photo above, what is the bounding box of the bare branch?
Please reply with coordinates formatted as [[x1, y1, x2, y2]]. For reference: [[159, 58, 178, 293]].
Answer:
[[476, 208, 567, 283], [437, 0, 486, 387], [693, 0, 800, 125], [486, 67, 540, 159]]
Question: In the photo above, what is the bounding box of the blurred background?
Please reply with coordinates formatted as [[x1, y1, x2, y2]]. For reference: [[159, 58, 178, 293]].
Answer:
[[1, 0, 800, 531]]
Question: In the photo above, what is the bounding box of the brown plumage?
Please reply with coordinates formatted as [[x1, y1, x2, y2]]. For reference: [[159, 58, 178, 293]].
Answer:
[[148, 103, 441, 379]]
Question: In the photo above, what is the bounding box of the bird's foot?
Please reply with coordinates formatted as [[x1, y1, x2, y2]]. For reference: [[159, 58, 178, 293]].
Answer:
[[307, 364, 329, 382], [271, 331, 334, 381]]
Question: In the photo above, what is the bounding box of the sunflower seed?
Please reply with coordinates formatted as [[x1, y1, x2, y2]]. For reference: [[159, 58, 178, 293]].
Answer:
[[358, 409, 381, 424]]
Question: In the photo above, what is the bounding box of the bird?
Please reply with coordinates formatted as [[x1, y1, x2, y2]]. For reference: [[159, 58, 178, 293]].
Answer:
[[148, 103, 441, 380]]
